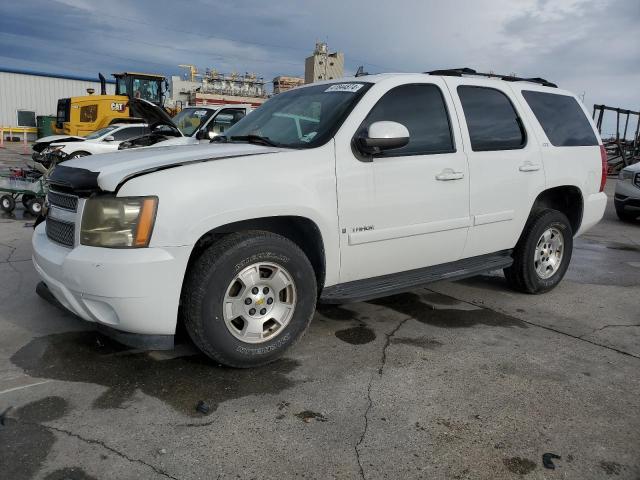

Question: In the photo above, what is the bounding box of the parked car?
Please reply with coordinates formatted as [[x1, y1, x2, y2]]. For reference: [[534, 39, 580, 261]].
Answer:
[[117, 103, 252, 150], [614, 163, 640, 221], [32, 123, 149, 163], [33, 69, 607, 368]]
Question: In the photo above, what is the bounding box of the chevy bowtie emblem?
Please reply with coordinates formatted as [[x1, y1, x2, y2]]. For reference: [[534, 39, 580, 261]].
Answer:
[[256, 298, 265, 305]]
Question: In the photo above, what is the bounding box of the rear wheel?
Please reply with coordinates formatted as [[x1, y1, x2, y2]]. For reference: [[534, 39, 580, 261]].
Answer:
[[21, 194, 35, 208], [183, 231, 317, 368], [26, 197, 44, 216], [0, 195, 15, 213], [504, 209, 573, 294]]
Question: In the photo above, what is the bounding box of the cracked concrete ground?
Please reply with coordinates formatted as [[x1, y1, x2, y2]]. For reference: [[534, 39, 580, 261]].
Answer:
[[0, 172, 638, 479]]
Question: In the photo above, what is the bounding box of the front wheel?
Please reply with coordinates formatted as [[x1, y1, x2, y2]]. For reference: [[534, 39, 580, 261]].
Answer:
[[1, 195, 15, 213], [615, 205, 637, 222], [182, 231, 317, 368], [67, 151, 90, 159], [504, 209, 573, 294]]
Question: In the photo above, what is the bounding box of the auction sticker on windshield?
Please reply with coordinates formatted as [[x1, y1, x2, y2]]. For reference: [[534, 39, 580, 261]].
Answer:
[[325, 83, 364, 93]]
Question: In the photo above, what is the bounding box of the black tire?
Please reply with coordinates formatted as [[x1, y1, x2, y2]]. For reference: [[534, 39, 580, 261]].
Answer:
[[21, 194, 35, 208], [504, 209, 573, 294], [68, 151, 90, 159], [26, 197, 44, 216], [183, 231, 317, 368], [615, 205, 637, 222], [0, 195, 15, 213]]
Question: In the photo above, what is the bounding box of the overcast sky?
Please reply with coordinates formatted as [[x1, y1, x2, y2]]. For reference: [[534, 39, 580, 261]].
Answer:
[[1, 0, 638, 135]]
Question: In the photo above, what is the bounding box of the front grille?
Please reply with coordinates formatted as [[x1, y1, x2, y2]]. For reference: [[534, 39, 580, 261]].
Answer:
[[635, 173, 640, 188], [48, 190, 78, 211], [46, 218, 75, 247]]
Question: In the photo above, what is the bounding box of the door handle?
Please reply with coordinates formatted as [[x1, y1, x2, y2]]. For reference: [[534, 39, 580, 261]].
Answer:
[[435, 169, 464, 181], [519, 163, 541, 172]]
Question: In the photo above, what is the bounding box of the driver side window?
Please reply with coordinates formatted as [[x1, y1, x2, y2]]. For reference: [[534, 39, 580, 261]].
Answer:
[[206, 109, 246, 135], [112, 126, 147, 141], [362, 84, 455, 156]]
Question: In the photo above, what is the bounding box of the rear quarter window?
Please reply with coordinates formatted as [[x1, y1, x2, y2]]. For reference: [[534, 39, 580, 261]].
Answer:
[[457, 86, 526, 151], [521, 91, 598, 146]]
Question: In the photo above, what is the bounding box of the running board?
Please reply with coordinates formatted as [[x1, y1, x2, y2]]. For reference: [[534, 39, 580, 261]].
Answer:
[[320, 250, 513, 304]]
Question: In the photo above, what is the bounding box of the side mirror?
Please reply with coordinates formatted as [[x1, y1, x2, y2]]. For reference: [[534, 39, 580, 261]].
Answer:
[[103, 135, 115, 142], [208, 131, 216, 140], [356, 121, 409, 156], [195, 130, 206, 140]]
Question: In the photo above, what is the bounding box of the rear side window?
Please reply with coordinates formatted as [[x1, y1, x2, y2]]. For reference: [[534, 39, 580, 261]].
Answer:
[[362, 84, 454, 156], [457, 86, 526, 151], [521, 91, 598, 146]]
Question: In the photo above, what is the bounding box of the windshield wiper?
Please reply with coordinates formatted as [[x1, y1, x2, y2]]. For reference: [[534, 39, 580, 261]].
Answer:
[[229, 135, 279, 147]]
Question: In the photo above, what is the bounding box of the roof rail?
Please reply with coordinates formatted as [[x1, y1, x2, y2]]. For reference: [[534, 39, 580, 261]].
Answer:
[[426, 68, 557, 88]]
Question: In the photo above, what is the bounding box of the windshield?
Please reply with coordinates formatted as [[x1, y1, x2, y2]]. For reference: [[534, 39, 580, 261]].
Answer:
[[85, 125, 118, 140], [172, 108, 217, 136], [224, 82, 372, 148], [132, 78, 161, 104]]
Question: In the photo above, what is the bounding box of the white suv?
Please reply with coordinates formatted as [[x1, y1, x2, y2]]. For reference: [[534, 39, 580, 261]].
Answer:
[[615, 163, 640, 221], [33, 69, 607, 367]]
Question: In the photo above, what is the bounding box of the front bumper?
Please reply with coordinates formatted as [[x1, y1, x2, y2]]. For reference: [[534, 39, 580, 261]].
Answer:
[[32, 223, 192, 340], [614, 178, 640, 211]]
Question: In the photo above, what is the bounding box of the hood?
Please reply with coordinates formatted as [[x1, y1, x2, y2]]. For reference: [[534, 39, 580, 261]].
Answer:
[[50, 143, 286, 193], [129, 98, 181, 135], [33, 135, 85, 152], [621, 162, 640, 173]]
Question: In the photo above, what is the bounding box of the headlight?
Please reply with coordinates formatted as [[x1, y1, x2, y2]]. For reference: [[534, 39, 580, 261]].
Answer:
[[618, 169, 634, 181], [81, 196, 158, 248]]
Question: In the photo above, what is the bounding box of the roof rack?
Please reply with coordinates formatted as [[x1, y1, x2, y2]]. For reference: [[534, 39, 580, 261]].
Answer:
[[426, 67, 557, 88]]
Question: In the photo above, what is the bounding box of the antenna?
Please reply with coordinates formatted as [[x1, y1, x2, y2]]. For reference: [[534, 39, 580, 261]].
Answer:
[[355, 66, 368, 77]]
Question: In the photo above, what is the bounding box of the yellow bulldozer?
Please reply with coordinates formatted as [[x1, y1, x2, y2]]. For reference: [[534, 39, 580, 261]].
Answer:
[[54, 72, 168, 136]]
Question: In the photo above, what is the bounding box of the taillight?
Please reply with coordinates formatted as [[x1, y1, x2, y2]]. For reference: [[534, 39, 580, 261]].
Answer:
[[599, 145, 607, 192]]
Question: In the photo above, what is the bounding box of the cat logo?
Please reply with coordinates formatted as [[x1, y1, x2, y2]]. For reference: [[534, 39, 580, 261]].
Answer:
[[110, 102, 126, 112]]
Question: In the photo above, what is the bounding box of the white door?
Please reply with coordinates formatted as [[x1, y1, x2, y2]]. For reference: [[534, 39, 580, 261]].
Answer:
[[334, 79, 471, 283], [445, 78, 546, 258], [94, 126, 148, 154]]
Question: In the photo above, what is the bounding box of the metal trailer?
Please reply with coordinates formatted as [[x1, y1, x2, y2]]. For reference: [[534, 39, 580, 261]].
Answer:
[[0, 167, 46, 215], [592, 104, 640, 174]]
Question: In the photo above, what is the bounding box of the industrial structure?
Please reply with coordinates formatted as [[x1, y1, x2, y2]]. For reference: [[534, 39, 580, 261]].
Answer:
[[0, 68, 115, 139], [170, 66, 268, 108], [272, 76, 305, 94], [304, 42, 344, 83], [593, 104, 640, 173]]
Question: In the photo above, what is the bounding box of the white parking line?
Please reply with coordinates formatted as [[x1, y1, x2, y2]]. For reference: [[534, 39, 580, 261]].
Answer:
[[0, 380, 51, 396]]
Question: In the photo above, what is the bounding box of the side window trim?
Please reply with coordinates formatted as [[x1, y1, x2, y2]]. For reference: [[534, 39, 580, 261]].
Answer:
[[457, 85, 528, 152], [356, 82, 457, 159]]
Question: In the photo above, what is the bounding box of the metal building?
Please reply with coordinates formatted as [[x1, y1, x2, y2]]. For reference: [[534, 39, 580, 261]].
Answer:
[[304, 42, 344, 84], [0, 68, 115, 138]]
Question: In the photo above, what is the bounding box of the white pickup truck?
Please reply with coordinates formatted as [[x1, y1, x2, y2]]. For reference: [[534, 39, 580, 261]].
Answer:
[[33, 69, 607, 368]]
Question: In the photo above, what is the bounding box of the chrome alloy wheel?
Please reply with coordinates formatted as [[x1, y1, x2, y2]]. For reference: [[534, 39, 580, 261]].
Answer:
[[534, 227, 564, 279], [222, 262, 297, 343]]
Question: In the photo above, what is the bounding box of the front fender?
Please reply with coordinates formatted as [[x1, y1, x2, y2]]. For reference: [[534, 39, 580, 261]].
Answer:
[[117, 144, 341, 285]]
